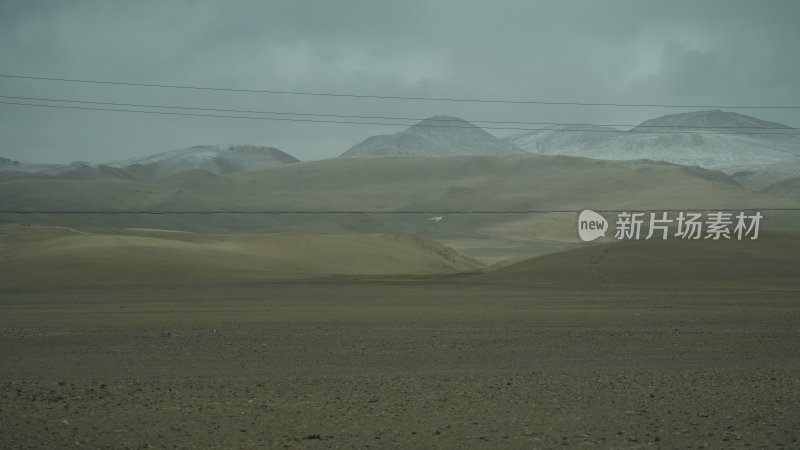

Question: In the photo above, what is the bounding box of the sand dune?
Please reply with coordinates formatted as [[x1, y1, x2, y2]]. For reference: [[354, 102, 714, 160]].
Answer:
[[469, 231, 800, 289], [0, 227, 484, 288]]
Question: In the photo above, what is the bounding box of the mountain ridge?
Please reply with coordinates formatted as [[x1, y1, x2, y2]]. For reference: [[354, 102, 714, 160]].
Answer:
[[0, 144, 300, 179], [504, 110, 800, 173], [110, 144, 299, 178]]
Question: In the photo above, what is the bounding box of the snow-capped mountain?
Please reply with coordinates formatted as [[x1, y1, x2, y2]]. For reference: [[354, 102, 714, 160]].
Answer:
[[341, 115, 526, 157], [110, 144, 299, 177], [633, 110, 794, 134], [1, 145, 300, 179], [505, 110, 800, 170]]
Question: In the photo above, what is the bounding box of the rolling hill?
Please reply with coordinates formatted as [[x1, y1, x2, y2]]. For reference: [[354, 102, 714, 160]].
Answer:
[[468, 231, 800, 289], [0, 154, 773, 214], [0, 227, 485, 288], [3, 154, 795, 262]]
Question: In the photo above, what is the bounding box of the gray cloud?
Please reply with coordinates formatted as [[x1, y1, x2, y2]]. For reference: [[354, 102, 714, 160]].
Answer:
[[1, 0, 798, 163]]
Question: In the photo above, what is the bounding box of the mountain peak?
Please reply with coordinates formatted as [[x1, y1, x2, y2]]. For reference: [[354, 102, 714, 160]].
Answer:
[[341, 115, 526, 157], [634, 109, 792, 132], [412, 115, 478, 128]]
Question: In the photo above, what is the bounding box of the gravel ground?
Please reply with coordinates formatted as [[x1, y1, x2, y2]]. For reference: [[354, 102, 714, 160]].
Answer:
[[1, 283, 799, 449]]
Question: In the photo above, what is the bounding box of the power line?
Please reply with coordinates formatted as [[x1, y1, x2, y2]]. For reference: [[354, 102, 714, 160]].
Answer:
[[2, 208, 799, 214], [2, 73, 800, 109], [1, 100, 797, 135], [0, 94, 796, 131]]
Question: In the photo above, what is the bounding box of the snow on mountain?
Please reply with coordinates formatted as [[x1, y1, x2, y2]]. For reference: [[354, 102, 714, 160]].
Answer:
[[341, 116, 526, 157], [1, 145, 300, 180], [633, 110, 793, 133], [110, 144, 299, 177], [505, 110, 800, 171]]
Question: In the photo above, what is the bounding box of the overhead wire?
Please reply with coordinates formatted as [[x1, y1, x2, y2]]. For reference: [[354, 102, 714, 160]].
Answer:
[[1, 100, 797, 135], [0, 94, 797, 132], [2, 73, 800, 109]]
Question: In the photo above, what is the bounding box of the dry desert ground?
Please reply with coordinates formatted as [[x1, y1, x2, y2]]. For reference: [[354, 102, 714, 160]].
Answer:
[[1, 227, 799, 449]]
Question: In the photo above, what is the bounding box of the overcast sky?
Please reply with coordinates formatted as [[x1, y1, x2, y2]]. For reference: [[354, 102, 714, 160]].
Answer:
[[1, 0, 799, 163]]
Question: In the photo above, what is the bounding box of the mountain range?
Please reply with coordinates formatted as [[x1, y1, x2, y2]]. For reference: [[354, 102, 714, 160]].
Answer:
[[503, 110, 800, 187], [3, 110, 799, 191], [340, 111, 800, 191], [0, 144, 299, 179]]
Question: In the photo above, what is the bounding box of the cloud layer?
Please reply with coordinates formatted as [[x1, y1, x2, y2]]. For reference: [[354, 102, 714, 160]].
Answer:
[[1, 0, 798, 162]]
